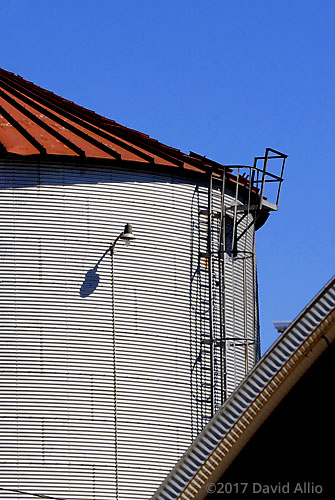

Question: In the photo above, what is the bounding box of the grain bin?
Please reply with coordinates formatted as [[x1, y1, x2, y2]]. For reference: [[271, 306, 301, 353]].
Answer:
[[0, 68, 286, 500]]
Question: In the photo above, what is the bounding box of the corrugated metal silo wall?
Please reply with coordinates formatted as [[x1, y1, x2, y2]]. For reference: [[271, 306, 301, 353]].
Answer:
[[0, 161, 258, 499]]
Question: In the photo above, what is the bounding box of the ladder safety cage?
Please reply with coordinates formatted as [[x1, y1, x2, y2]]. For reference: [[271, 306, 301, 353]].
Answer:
[[194, 148, 286, 424]]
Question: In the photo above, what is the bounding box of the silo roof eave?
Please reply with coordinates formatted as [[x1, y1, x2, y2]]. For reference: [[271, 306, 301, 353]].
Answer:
[[151, 276, 335, 500], [0, 67, 234, 179], [0, 153, 220, 181]]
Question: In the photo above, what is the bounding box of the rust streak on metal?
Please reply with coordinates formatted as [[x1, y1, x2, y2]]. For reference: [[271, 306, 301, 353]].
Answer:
[[0, 68, 212, 172], [0, 68, 241, 179]]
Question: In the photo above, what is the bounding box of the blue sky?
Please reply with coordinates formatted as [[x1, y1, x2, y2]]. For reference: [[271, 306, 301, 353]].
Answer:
[[2, 0, 334, 352]]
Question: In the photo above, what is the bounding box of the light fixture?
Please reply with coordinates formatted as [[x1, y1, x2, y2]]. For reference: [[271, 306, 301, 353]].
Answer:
[[111, 224, 136, 252], [120, 224, 136, 241]]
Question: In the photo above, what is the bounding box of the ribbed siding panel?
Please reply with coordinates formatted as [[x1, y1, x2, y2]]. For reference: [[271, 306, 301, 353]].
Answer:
[[0, 162, 258, 499]]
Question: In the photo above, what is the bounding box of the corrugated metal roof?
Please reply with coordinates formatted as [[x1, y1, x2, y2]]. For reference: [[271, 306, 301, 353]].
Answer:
[[0, 68, 226, 176], [151, 276, 335, 500]]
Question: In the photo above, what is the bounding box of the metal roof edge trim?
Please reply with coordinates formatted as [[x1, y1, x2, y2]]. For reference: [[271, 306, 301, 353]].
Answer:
[[260, 275, 335, 359], [187, 309, 335, 500], [151, 276, 335, 500]]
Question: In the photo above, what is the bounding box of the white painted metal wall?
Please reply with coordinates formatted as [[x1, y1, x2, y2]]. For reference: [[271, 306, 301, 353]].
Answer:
[[0, 161, 258, 499]]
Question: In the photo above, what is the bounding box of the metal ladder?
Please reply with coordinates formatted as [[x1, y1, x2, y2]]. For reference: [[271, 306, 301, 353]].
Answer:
[[193, 148, 287, 427]]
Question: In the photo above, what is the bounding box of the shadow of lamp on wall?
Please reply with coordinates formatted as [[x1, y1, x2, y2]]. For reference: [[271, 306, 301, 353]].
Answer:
[[80, 224, 136, 297]]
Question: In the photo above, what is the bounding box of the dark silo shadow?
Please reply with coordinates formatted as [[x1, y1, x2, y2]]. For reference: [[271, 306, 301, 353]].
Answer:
[[80, 247, 111, 297], [80, 266, 100, 297]]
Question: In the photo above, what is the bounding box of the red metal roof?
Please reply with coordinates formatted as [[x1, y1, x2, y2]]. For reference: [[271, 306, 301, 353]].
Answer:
[[0, 68, 226, 176]]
